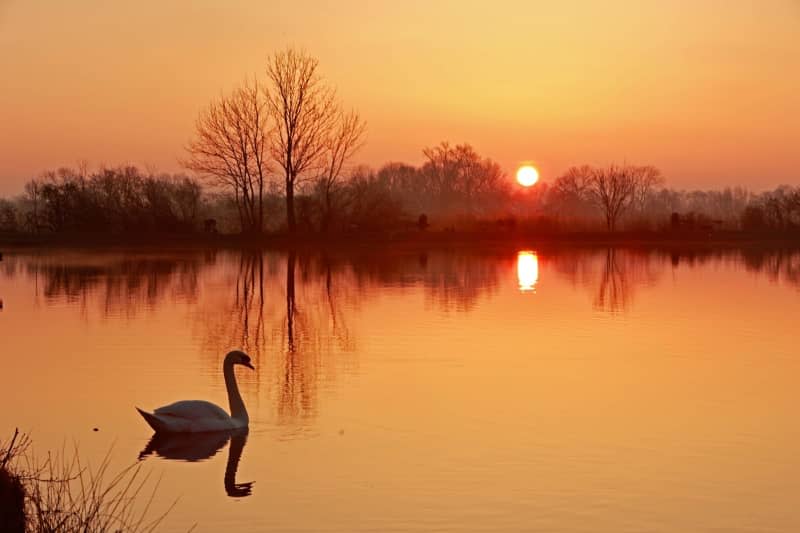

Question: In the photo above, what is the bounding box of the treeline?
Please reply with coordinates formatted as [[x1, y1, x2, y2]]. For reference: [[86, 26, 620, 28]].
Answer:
[[2, 45, 797, 240], [544, 165, 800, 233], [0, 140, 512, 237], [1, 149, 799, 238], [296, 141, 509, 233], [0, 166, 204, 235]]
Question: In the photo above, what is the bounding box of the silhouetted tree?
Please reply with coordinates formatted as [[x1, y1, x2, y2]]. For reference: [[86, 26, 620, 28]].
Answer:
[[587, 164, 639, 231], [419, 142, 507, 215], [375, 162, 424, 212], [22, 180, 43, 233], [548, 165, 595, 224], [185, 79, 269, 234], [759, 186, 800, 230], [266, 48, 338, 234], [583, 164, 664, 231], [315, 109, 366, 232], [0, 200, 18, 232], [741, 205, 766, 230], [344, 166, 405, 230], [549, 164, 665, 231], [18, 166, 201, 234], [629, 166, 664, 213]]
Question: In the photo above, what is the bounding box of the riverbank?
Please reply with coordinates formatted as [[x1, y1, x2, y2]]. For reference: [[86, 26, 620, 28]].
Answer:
[[2, 228, 799, 252]]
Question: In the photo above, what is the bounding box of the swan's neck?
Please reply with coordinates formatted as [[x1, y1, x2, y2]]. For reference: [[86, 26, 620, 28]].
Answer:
[[224, 362, 249, 423]]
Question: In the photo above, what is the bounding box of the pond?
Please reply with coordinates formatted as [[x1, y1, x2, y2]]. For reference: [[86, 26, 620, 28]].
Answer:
[[1, 245, 799, 532]]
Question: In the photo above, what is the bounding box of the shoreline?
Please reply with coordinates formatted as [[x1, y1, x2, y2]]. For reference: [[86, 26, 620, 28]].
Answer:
[[2, 229, 799, 253]]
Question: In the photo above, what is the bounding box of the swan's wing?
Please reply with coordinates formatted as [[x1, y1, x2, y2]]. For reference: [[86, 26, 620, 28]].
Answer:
[[139, 400, 236, 432], [154, 400, 231, 421]]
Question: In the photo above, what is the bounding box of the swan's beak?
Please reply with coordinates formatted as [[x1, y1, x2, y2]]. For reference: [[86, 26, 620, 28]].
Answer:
[[243, 361, 255, 370]]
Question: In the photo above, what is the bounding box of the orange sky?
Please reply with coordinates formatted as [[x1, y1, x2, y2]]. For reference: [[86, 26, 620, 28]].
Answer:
[[0, 0, 798, 195]]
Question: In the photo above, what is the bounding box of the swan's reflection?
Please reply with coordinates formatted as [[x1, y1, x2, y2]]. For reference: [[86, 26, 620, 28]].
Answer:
[[138, 429, 253, 498]]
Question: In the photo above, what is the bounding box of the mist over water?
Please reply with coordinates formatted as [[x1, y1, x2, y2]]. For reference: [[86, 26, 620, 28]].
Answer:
[[1, 246, 799, 532]]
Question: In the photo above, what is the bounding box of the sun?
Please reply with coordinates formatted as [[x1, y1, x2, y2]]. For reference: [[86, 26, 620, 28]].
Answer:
[[516, 165, 539, 187]]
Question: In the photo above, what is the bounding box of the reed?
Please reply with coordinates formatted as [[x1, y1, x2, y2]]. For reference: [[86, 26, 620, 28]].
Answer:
[[1, 429, 175, 533]]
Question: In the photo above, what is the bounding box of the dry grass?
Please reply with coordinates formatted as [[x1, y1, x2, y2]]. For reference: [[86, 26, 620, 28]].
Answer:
[[1, 429, 176, 533]]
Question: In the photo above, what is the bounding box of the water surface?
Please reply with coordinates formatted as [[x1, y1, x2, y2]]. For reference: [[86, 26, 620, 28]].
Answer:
[[1, 245, 799, 532]]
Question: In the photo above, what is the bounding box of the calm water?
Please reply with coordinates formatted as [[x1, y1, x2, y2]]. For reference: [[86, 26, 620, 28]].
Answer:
[[1, 245, 799, 532]]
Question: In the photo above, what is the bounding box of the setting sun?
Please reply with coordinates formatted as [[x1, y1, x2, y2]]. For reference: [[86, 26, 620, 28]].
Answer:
[[516, 165, 539, 187], [2, 3, 800, 531]]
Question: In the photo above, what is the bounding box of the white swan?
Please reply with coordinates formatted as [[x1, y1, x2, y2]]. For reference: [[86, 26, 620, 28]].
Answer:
[[136, 350, 254, 433]]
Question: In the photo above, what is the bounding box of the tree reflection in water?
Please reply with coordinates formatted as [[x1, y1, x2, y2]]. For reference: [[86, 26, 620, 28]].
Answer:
[[280, 250, 307, 424], [550, 248, 662, 312], [3, 246, 800, 430], [5, 252, 201, 317], [593, 248, 661, 312], [6, 248, 798, 319]]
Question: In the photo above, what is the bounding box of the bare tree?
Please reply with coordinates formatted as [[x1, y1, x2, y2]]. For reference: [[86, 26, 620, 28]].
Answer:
[[591, 164, 667, 231], [184, 79, 269, 234], [419, 142, 507, 214], [629, 165, 664, 213], [552, 165, 593, 198], [23, 179, 42, 234], [587, 164, 662, 231], [316, 109, 366, 231], [549, 165, 595, 220], [0, 199, 18, 233], [265, 48, 338, 234]]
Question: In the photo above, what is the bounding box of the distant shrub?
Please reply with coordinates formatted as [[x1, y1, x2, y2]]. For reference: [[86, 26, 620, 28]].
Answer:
[[0, 200, 19, 232]]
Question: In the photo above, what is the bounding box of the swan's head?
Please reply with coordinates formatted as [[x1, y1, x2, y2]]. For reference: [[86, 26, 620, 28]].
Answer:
[[226, 350, 255, 370]]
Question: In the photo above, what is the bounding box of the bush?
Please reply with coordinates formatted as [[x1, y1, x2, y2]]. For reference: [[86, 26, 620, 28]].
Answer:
[[22, 166, 203, 235], [0, 200, 19, 233]]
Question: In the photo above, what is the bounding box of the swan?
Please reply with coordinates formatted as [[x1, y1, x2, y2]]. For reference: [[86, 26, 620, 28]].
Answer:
[[136, 350, 254, 433]]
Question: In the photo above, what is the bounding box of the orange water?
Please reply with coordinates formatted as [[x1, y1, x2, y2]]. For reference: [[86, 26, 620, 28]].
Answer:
[[1, 246, 798, 532]]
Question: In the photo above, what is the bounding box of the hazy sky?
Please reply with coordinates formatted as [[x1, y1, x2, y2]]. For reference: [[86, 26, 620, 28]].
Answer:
[[1, 0, 798, 195]]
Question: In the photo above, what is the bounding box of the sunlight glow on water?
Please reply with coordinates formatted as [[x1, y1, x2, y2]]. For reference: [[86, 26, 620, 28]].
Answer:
[[516, 250, 539, 292], [1, 246, 800, 532]]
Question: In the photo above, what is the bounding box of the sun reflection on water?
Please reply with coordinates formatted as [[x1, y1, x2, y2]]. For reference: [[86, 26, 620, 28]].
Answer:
[[517, 251, 539, 292]]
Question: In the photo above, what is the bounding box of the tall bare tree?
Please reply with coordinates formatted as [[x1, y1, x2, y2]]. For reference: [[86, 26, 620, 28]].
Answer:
[[265, 48, 338, 234], [578, 164, 664, 231], [549, 165, 595, 221], [589, 164, 636, 231], [316, 109, 366, 231], [184, 79, 269, 234], [419, 142, 506, 214], [629, 165, 664, 213]]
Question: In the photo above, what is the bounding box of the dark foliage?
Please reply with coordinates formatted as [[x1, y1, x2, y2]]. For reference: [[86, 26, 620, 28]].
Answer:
[[1, 144, 799, 238], [20, 166, 201, 235], [0, 467, 25, 533]]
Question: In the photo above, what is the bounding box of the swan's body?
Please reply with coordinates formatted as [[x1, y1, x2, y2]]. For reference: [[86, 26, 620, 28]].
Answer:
[[136, 350, 253, 433], [136, 401, 243, 433]]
